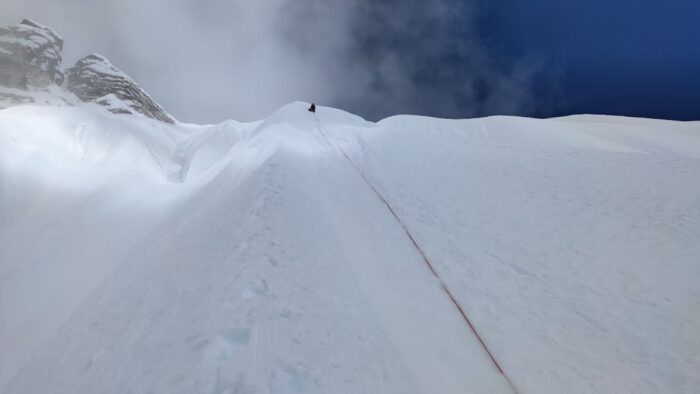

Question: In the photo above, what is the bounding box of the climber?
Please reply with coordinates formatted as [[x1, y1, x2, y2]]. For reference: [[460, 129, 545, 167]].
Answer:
[[308, 103, 316, 113]]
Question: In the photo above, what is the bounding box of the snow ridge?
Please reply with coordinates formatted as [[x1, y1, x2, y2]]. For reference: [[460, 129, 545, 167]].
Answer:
[[1, 50, 700, 394]]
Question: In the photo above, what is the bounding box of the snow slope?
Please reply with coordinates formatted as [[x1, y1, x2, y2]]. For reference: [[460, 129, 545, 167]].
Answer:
[[1, 102, 699, 393]]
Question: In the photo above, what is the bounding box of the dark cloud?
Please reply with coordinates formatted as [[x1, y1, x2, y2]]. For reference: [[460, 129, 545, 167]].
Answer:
[[333, 0, 542, 119], [0, 0, 543, 122]]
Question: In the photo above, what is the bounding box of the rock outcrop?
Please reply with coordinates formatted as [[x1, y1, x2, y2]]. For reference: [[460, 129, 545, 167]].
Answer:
[[0, 19, 64, 88], [65, 54, 174, 123], [0, 19, 175, 123]]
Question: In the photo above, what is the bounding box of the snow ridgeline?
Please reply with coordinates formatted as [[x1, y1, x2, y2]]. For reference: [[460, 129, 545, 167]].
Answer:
[[1, 102, 699, 394]]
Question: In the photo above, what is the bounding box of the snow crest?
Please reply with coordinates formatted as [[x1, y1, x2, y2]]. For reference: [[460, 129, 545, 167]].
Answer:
[[1, 103, 699, 393]]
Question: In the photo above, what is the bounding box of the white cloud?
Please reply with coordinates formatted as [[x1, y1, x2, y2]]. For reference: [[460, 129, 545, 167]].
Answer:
[[0, 0, 539, 123]]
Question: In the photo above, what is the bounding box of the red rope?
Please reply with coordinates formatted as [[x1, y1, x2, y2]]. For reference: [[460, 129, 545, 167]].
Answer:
[[314, 112, 518, 393]]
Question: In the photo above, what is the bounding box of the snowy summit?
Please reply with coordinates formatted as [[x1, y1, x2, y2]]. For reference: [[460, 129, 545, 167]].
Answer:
[[1, 19, 699, 394]]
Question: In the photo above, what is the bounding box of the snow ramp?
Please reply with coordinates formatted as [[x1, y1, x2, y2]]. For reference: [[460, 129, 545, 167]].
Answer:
[[1, 102, 699, 393]]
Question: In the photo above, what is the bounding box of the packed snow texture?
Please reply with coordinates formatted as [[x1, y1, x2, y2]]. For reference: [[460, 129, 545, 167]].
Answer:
[[1, 102, 699, 393]]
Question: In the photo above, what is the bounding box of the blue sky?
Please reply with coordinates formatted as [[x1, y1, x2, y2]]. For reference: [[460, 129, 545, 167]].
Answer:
[[2, 0, 698, 121], [478, 1, 700, 120]]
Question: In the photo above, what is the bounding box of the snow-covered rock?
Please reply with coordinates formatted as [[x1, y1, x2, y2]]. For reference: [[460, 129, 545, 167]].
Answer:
[[0, 19, 64, 88], [0, 19, 67, 109], [0, 84, 79, 110], [0, 19, 174, 123], [65, 54, 175, 124]]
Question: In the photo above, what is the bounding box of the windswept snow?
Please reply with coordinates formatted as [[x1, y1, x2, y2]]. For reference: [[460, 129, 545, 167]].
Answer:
[[1, 102, 699, 393]]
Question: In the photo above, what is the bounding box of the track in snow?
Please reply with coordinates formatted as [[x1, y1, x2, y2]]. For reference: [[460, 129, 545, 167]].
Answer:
[[315, 112, 519, 393], [3, 103, 699, 393]]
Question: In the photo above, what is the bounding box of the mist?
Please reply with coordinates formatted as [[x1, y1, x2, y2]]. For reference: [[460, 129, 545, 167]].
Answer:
[[0, 0, 540, 123]]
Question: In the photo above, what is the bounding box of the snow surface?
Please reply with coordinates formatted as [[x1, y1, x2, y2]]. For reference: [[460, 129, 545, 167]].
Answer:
[[1, 102, 699, 393]]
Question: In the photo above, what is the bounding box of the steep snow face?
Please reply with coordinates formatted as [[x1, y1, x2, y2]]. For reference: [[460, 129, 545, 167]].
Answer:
[[1, 103, 699, 394], [351, 114, 700, 393]]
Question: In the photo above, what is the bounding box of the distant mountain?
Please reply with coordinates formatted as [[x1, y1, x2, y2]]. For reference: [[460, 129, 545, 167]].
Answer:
[[65, 54, 174, 123], [0, 19, 64, 88], [0, 19, 173, 123]]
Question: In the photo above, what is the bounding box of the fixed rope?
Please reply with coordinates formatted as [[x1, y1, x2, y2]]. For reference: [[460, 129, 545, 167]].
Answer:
[[313, 111, 519, 394]]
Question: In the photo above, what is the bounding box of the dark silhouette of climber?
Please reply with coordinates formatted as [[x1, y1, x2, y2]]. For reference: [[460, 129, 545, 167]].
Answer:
[[308, 103, 316, 113]]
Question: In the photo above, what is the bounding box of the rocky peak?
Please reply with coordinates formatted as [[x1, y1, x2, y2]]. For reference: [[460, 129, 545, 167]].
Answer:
[[0, 18, 64, 88], [1, 19, 175, 123], [64, 54, 174, 124]]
